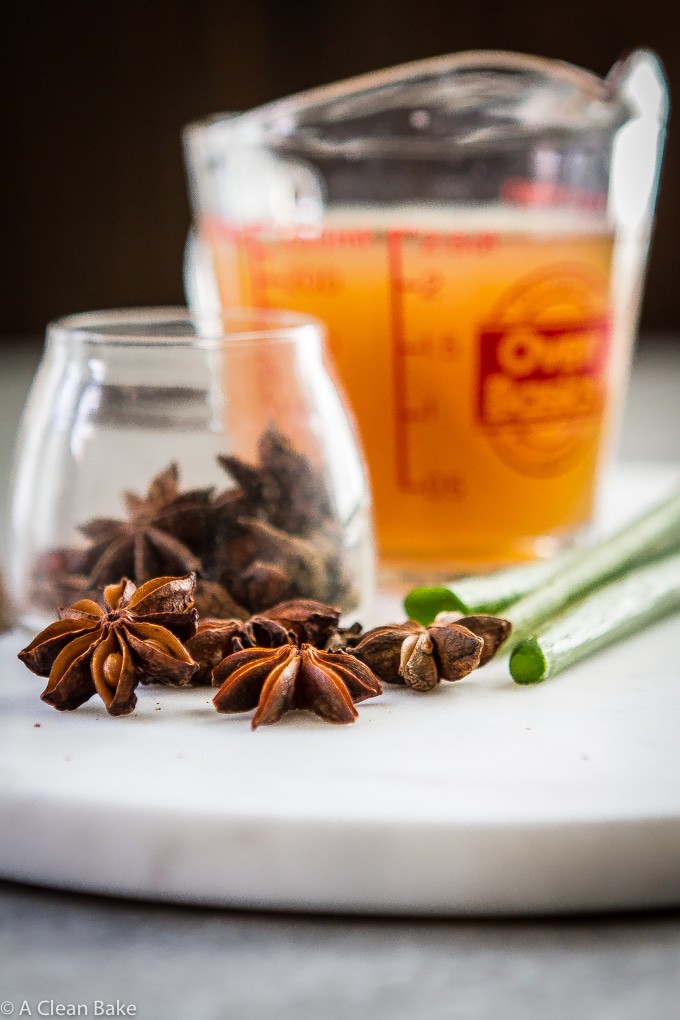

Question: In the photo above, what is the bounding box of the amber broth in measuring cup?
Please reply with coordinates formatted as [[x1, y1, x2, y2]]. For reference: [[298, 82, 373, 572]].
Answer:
[[203, 205, 615, 570], [185, 51, 666, 574]]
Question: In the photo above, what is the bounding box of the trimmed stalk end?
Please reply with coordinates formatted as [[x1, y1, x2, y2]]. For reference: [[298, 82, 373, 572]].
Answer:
[[509, 637, 548, 684], [403, 586, 467, 626]]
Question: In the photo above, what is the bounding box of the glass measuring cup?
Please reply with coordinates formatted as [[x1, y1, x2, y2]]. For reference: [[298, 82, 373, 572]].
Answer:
[[183, 50, 667, 577]]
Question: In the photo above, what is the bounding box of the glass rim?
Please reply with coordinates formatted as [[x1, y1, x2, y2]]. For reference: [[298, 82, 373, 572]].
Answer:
[[183, 48, 631, 146], [47, 306, 324, 349]]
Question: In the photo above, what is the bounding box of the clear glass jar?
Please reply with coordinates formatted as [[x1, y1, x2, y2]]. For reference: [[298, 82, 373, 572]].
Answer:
[[8, 308, 375, 631]]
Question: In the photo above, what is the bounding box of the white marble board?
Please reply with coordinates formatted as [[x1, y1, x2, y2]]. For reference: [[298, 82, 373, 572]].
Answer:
[[1, 464, 680, 916]]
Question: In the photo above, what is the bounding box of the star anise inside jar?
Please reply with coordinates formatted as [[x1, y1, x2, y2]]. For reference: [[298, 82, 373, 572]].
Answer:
[[18, 574, 198, 716], [36, 423, 357, 620], [218, 424, 332, 538], [212, 643, 382, 728], [75, 465, 212, 587]]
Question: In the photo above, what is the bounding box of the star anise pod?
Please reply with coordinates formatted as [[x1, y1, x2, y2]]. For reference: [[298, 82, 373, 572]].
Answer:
[[324, 621, 364, 653], [212, 643, 382, 728], [31, 547, 101, 614], [433, 613, 513, 665], [211, 514, 338, 613], [352, 618, 505, 692], [193, 579, 248, 620], [217, 423, 332, 537], [74, 464, 214, 587], [237, 561, 290, 610], [186, 598, 341, 684], [186, 614, 293, 684], [259, 599, 341, 647], [18, 574, 198, 716]]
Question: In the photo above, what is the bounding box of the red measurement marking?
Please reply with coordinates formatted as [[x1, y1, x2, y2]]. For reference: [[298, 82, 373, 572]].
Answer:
[[403, 333, 461, 359], [387, 230, 412, 492], [403, 337, 435, 357], [408, 473, 465, 499], [421, 231, 499, 256], [318, 228, 372, 249], [401, 272, 444, 300], [267, 266, 344, 296], [501, 178, 607, 212], [213, 220, 375, 250]]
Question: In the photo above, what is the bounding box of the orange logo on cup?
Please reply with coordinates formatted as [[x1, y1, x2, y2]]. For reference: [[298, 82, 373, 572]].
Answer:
[[478, 267, 611, 477]]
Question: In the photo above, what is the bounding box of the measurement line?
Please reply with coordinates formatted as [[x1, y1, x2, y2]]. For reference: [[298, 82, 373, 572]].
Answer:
[[387, 230, 412, 492]]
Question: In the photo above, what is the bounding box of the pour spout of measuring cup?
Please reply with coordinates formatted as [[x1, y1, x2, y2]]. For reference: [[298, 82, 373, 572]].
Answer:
[[183, 50, 666, 225], [605, 49, 668, 122], [605, 50, 668, 236]]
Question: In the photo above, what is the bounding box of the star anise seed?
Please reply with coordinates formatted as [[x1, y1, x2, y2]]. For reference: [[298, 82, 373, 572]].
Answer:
[[212, 643, 382, 728], [399, 631, 440, 691], [350, 622, 422, 683], [18, 574, 199, 715]]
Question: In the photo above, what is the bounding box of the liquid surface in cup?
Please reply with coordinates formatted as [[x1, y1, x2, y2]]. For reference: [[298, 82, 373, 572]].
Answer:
[[203, 206, 616, 570]]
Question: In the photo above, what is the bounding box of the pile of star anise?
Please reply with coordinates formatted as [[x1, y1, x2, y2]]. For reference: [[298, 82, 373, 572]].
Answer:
[[32, 424, 355, 621], [18, 572, 511, 729]]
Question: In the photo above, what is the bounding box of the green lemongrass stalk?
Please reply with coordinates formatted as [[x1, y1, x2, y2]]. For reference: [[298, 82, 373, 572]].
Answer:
[[509, 550, 680, 684], [404, 548, 579, 624], [404, 485, 680, 627]]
